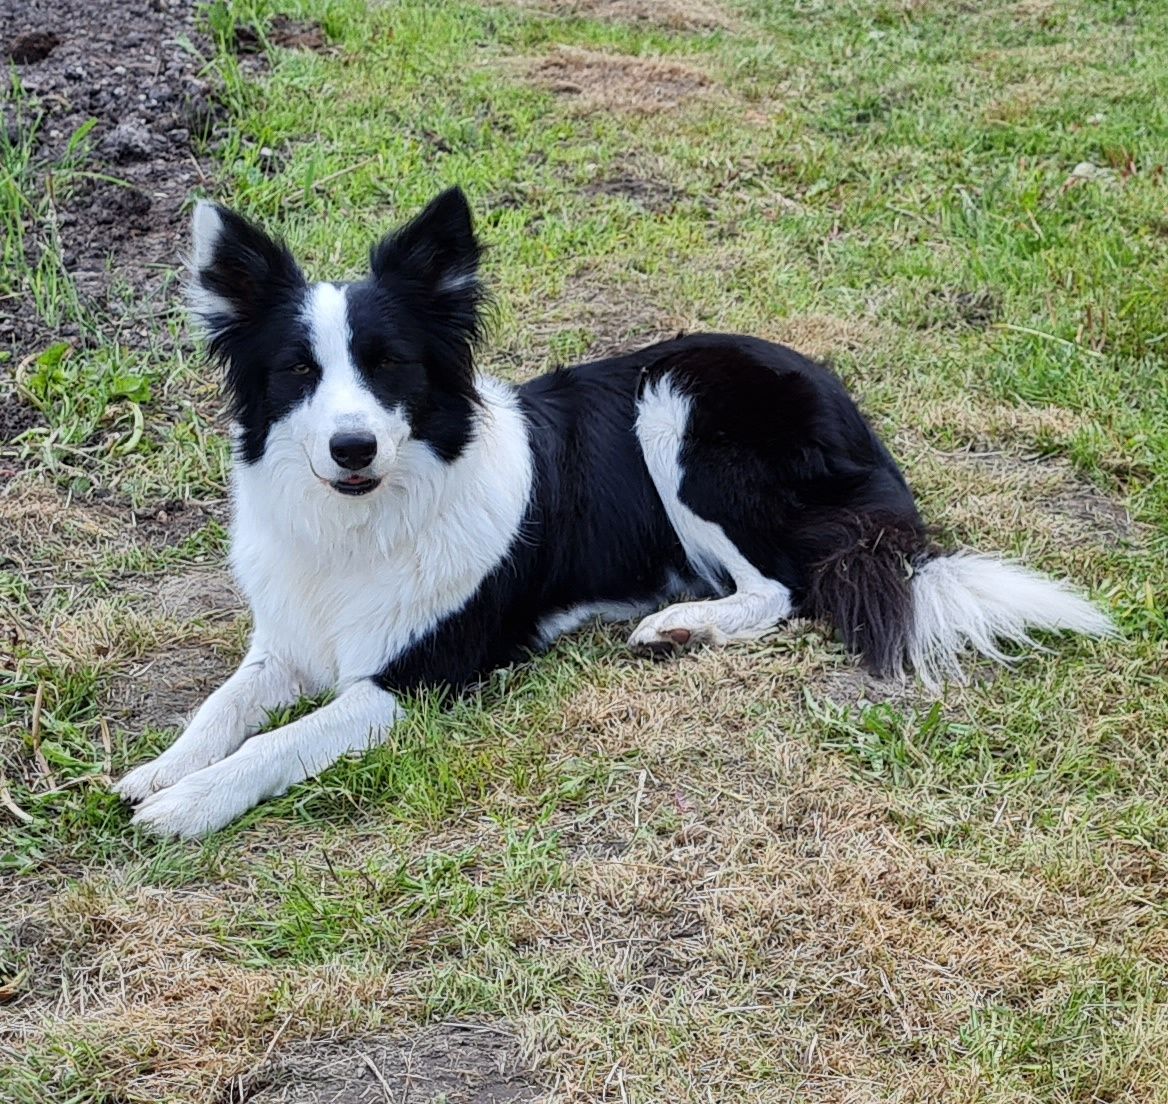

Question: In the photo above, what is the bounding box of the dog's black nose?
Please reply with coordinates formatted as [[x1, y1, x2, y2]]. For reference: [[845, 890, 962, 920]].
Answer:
[[329, 431, 377, 470]]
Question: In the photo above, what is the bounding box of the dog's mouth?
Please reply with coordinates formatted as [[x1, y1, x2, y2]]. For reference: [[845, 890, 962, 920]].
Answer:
[[303, 447, 383, 497], [330, 473, 381, 496]]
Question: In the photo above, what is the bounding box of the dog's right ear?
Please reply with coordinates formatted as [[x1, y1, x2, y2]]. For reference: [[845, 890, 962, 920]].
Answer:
[[187, 200, 305, 345]]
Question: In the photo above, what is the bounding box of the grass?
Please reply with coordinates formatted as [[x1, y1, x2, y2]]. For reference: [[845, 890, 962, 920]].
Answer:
[[2, 0, 1167, 1100]]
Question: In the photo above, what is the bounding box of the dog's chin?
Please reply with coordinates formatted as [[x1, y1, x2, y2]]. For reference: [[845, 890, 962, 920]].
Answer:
[[329, 473, 382, 497]]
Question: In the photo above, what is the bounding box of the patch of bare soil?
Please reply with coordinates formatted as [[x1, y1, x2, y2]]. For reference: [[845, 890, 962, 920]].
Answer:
[[581, 171, 684, 213], [232, 13, 331, 56], [105, 636, 237, 733], [527, 272, 686, 364], [248, 1024, 543, 1104], [101, 566, 241, 729], [0, 482, 225, 588], [0, 0, 218, 361], [528, 46, 716, 115], [0, 481, 235, 732], [508, 0, 734, 33]]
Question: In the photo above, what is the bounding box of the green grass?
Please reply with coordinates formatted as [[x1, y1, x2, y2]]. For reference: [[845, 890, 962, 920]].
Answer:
[[2, 0, 1168, 1100]]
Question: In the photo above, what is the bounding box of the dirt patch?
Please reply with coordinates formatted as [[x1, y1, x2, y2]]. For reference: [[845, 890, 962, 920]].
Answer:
[[912, 447, 1142, 558], [816, 656, 937, 706], [1044, 484, 1135, 542], [523, 272, 685, 365], [0, 480, 235, 732], [99, 564, 241, 734], [0, 389, 43, 447], [507, 0, 734, 33], [233, 13, 331, 56], [5, 29, 60, 63], [153, 567, 240, 622], [923, 287, 1001, 330], [528, 46, 716, 115], [1, 482, 129, 578], [248, 1024, 543, 1104], [0, 0, 217, 362], [0, 482, 225, 578], [581, 172, 684, 213], [105, 637, 237, 733], [131, 496, 226, 548]]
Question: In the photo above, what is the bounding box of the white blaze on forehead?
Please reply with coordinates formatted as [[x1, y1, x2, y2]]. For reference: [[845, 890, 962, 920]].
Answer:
[[303, 282, 369, 422], [304, 282, 355, 379]]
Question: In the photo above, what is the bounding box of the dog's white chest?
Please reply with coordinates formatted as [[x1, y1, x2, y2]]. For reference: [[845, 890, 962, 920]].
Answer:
[[231, 531, 447, 688]]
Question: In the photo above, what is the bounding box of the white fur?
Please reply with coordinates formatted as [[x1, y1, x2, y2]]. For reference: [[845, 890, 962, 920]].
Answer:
[[113, 649, 304, 804], [630, 376, 792, 647], [908, 552, 1116, 688], [185, 200, 234, 327], [537, 600, 659, 647], [231, 368, 532, 690], [122, 287, 534, 835], [130, 680, 401, 839]]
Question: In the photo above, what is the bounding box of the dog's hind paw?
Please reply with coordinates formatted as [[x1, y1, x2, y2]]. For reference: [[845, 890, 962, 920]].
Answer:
[[629, 611, 723, 659]]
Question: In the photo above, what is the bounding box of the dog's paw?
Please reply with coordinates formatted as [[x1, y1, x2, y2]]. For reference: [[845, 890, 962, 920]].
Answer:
[[114, 753, 200, 805], [129, 767, 250, 839], [628, 616, 722, 659]]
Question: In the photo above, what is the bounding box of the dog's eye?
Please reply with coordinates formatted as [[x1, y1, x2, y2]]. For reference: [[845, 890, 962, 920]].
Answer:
[[290, 363, 314, 376]]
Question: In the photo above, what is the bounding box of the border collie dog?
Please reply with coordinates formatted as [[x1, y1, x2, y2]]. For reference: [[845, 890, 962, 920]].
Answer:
[[116, 188, 1113, 837]]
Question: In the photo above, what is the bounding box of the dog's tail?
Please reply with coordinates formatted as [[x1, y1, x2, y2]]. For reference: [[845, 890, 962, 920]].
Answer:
[[802, 513, 1115, 686]]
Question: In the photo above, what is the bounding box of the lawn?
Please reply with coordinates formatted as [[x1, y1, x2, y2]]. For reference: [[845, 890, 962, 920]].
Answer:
[[2, 0, 1168, 1100]]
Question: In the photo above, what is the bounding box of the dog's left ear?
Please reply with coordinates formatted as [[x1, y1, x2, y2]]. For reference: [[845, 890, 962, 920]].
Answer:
[[370, 187, 483, 308]]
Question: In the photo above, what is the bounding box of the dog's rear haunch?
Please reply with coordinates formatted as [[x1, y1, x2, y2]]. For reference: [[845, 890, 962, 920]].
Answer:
[[115, 188, 1113, 837]]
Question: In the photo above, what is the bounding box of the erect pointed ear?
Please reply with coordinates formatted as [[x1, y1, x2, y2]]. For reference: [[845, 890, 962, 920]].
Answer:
[[186, 199, 305, 341], [369, 187, 482, 298]]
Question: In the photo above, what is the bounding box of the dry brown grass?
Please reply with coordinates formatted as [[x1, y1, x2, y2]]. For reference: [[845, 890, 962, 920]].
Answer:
[[525, 46, 717, 115], [766, 315, 892, 362], [503, 0, 735, 33], [1, 477, 240, 733]]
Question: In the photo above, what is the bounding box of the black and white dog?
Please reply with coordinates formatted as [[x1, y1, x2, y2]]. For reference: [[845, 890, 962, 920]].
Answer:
[[115, 188, 1113, 837]]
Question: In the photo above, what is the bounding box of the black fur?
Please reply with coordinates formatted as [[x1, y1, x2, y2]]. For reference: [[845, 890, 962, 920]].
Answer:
[[354, 188, 485, 461], [193, 205, 313, 463], [376, 355, 699, 693], [375, 335, 931, 693]]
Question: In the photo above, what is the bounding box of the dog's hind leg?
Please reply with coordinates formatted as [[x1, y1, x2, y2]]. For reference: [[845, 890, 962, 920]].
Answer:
[[130, 679, 401, 838], [631, 373, 793, 655], [114, 648, 305, 804]]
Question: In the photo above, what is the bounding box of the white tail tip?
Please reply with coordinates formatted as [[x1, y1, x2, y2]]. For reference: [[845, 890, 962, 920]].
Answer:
[[909, 552, 1115, 687]]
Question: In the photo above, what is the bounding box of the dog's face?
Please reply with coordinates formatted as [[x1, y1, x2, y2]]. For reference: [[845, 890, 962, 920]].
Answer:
[[187, 188, 483, 496]]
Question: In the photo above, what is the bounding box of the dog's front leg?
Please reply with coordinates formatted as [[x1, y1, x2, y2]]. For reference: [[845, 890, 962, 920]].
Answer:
[[129, 679, 401, 838], [114, 649, 304, 804]]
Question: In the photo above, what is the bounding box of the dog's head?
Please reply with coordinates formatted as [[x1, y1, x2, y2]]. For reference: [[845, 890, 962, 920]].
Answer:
[[188, 188, 484, 497]]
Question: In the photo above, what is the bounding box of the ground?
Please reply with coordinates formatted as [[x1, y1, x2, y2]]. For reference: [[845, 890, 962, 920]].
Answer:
[[2, 1, 1167, 1101]]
